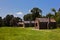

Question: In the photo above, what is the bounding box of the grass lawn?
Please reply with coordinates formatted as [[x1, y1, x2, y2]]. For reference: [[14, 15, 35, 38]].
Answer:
[[0, 27, 60, 40]]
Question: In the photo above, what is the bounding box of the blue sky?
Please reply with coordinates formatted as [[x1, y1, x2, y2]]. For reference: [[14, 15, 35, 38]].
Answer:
[[0, 0, 60, 19]]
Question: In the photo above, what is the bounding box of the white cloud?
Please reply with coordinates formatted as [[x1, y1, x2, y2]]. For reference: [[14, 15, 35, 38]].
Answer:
[[0, 8, 2, 10], [29, 9, 31, 12], [16, 12, 23, 15], [0, 8, 2, 11]]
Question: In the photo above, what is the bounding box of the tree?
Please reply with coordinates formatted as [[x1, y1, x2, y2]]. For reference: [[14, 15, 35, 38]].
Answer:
[[16, 17, 22, 22], [51, 8, 60, 27], [46, 13, 54, 18], [56, 10, 60, 27], [3, 14, 14, 26], [0, 17, 2, 27], [58, 8, 60, 12], [52, 8, 60, 23], [23, 14, 33, 21], [10, 17, 17, 26], [51, 8, 56, 16], [46, 13, 55, 29], [31, 7, 42, 20], [31, 7, 42, 15], [10, 17, 22, 26], [23, 7, 42, 21]]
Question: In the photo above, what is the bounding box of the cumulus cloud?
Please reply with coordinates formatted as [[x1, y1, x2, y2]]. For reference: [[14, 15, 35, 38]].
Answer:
[[0, 8, 2, 11], [29, 9, 31, 12], [16, 12, 23, 15], [0, 8, 1, 10]]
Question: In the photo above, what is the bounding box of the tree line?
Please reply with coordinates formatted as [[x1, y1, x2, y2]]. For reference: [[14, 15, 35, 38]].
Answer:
[[0, 14, 22, 27], [0, 7, 60, 27]]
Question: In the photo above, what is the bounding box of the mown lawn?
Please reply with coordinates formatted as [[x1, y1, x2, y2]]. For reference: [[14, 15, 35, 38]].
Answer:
[[0, 27, 60, 40]]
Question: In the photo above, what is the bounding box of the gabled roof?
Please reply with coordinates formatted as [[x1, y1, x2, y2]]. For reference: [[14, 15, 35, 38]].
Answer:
[[36, 18, 56, 22]]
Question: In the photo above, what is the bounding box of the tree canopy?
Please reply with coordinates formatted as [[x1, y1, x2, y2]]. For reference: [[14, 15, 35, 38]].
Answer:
[[23, 7, 42, 21]]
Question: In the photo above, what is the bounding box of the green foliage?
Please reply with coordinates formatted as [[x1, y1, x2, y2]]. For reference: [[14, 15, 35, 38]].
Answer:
[[3, 14, 14, 26], [55, 12, 60, 26], [58, 8, 60, 11], [31, 7, 42, 20], [45, 8, 60, 28], [23, 14, 33, 21], [10, 17, 22, 26], [51, 8, 56, 13], [0, 27, 60, 40], [0, 17, 2, 27], [46, 13, 54, 18], [51, 8, 57, 16], [23, 7, 42, 21], [2, 14, 22, 27], [31, 7, 42, 14], [51, 8, 60, 27]]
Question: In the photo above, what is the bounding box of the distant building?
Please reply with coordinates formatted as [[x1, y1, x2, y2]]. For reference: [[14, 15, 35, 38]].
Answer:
[[18, 21, 35, 27], [18, 18, 56, 29]]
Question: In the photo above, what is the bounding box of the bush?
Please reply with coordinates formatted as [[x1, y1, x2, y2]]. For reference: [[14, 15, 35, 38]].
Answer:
[[57, 24, 60, 28]]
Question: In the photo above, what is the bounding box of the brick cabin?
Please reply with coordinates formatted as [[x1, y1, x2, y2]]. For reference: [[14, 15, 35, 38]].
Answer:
[[18, 18, 56, 29], [35, 18, 56, 29]]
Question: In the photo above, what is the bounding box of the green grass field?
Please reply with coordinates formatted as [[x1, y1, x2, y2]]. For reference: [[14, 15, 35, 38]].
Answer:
[[0, 27, 60, 40]]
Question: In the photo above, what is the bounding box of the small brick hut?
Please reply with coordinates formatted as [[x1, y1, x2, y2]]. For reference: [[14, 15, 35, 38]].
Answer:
[[35, 18, 56, 29]]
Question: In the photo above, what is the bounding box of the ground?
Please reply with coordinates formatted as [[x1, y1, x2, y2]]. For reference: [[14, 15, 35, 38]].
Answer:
[[0, 27, 60, 40]]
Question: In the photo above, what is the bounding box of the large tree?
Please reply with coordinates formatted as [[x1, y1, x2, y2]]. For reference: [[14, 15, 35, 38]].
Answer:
[[51, 8, 60, 27], [23, 7, 42, 21], [56, 9, 60, 26], [31, 7, 42, 20], [46, 13, 54, 18], [23, 14, 33, 21], [58, 8, 60, 12], [10, 17, 22, 26], [51, 8, 56, 16], [0, 17, 2, 27], [3, 14, 14, 26]]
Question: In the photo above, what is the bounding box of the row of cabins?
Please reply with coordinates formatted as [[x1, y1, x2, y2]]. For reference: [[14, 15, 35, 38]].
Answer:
[[18, 18, 56, 29]]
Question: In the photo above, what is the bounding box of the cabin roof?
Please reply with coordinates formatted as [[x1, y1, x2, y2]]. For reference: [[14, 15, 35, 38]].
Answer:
[[36, 18, 56, 22]]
